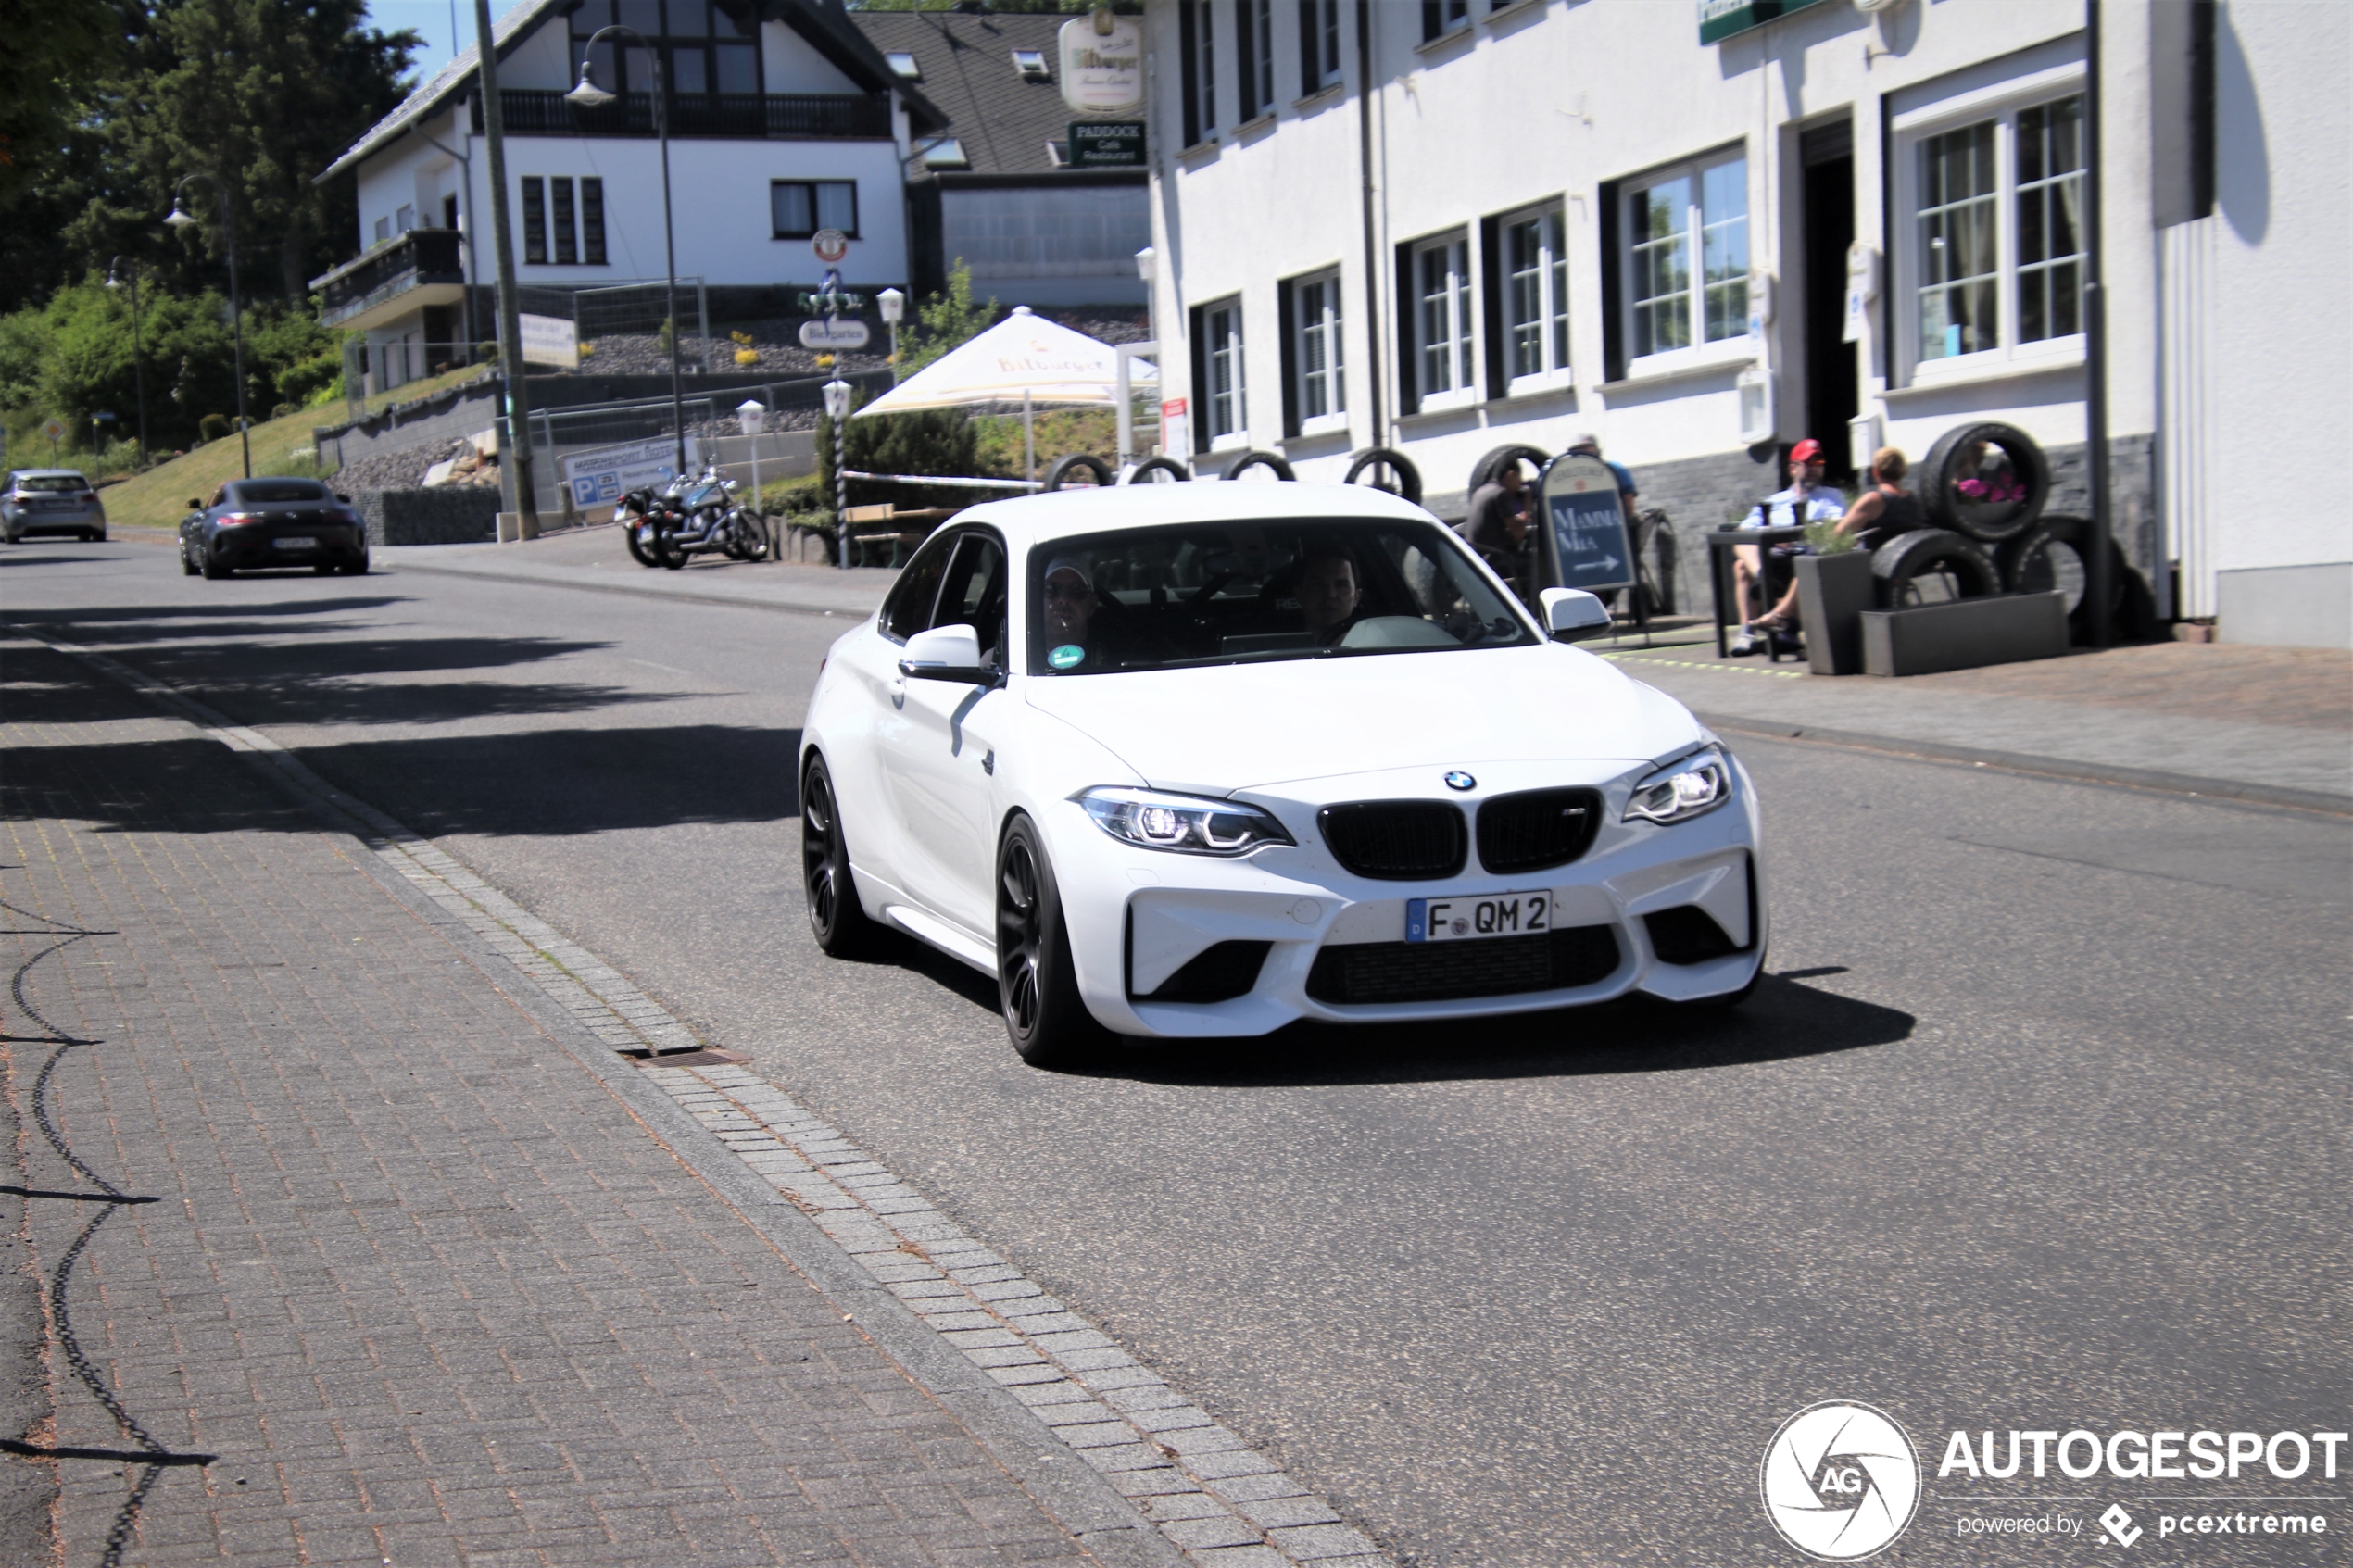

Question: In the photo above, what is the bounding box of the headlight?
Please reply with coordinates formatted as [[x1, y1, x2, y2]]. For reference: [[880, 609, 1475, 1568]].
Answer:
[[1624, 751, 1731, 824], [1076, 786, 1295, 856]]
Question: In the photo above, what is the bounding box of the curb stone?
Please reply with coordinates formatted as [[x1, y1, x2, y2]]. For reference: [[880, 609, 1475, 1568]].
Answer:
[[3, 621, 1400, 1568]]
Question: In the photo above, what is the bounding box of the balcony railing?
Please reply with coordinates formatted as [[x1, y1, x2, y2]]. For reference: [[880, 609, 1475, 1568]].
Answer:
[[311, 227, 467, 330], [472, 89, 892, 141]]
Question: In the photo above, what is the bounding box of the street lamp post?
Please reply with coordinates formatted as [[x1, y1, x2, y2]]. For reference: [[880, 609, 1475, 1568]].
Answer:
[[824, 376, 852, 570], [877, 287, 905, 384], [569, 28, 687, 480], [164, 176, 249, 478], [105, 257, 149, 470]]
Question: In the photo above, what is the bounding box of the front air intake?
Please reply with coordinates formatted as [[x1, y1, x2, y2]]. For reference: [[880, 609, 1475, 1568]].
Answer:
[[1316, 801, 1467, 881]]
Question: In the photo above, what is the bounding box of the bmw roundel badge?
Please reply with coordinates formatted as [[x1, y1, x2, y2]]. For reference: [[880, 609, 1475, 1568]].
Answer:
[[1443, 771, 1477, 792]]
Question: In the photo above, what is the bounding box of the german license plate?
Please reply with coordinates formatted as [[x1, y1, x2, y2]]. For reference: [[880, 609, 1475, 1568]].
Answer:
[[271, 536, 317, 549], [1407, 890, 1552, 943]]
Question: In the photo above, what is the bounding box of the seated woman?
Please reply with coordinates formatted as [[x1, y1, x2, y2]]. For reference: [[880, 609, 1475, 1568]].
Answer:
[[1745, 446, 1924, 640]]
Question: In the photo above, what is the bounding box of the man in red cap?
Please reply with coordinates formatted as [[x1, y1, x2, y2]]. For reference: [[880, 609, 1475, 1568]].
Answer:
[[1730, 438, 1846, 655]]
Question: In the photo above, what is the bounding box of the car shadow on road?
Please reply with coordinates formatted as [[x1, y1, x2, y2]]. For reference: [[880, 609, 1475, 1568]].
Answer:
[[1095, 973, 1914, 1085], [3, 726, 805, 838]]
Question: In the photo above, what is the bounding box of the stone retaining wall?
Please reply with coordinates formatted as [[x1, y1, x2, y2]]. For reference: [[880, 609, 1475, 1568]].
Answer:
[[356, 487, 500, 546]]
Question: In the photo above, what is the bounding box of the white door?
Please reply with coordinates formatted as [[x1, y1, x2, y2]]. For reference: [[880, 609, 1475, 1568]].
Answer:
[[877, 530, 1009, 939], [836, 529, 959, 894]]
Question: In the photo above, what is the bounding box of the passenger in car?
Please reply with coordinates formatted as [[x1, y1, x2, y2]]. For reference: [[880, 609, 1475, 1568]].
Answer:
[[1041, 556, 1101, 669], [1299, 547, 1365, 644]]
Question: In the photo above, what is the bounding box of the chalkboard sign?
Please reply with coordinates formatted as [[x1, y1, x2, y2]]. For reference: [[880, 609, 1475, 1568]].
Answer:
[[1538, 452, 1635, 594]]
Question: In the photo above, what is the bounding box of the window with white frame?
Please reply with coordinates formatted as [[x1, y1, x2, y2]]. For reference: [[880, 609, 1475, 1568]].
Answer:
[[1623, 148, 1748, 365], [1906, 90, 2084, 370], [1235, 0, 1274, 120], [1301, 0, 1340, 94], [1501, 201, 1569, 389], [1412, 232, 1474, 409], [1420, 0, 1468, 44], [1294, 270, 1345, 427], [1205, 300, 1245, 444]]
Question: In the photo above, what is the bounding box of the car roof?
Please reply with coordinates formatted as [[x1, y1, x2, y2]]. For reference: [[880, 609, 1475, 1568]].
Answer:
[[952, 481, 1441, 551], [8, 470, 90, 483]]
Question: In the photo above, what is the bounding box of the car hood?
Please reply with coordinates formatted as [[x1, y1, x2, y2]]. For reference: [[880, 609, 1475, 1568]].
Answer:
[[1021, 644, 1699, 795]]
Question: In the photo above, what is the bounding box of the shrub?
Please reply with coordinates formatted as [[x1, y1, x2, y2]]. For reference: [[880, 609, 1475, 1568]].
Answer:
[[198, 413, 231, 443]]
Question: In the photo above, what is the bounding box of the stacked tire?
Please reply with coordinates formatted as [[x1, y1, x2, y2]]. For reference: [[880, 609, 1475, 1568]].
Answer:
[[1872, 421, 2053, 612]]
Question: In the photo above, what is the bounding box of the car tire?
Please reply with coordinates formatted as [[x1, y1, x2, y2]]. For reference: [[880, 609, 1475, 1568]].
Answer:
[[339, 554, 370, 575], [180, 539, 200, 576], [1919, 420, 2048, 544], [201, 552, 231, 580], [799, 754, 883, 958], [1469, 443, 1550, 495], [1219, 448, 1294, 483], [1043, 453, 1114, 491], [1342, 446, 1423, 505], [1870, 528, 1999, 608], [995, 814, 1104, 1070], [1125, 456, 1190, 483]]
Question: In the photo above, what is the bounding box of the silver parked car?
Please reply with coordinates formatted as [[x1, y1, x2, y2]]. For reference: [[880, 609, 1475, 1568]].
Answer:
[[2, 470, 108, 544]]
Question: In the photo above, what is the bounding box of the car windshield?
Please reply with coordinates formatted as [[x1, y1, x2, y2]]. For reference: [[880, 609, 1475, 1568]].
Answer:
[[1026, 518, 1537, 676], [16, 475, 88, 494], [234, 481, 332, 503]]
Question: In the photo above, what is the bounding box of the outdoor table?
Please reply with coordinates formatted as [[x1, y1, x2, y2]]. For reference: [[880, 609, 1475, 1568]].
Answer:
[[1705, 524, 1808, 658]]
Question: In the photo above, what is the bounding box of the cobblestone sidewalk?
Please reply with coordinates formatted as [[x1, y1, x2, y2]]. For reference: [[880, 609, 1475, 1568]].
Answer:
[[0, 640, 1147, 1568]]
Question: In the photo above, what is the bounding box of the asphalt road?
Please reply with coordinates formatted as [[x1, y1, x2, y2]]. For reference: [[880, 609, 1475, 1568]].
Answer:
[[7, 538, 2347, 1566]]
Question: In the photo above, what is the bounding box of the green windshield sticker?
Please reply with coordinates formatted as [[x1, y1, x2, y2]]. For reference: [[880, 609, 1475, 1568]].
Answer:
[[1048, 644, 1086, 670]]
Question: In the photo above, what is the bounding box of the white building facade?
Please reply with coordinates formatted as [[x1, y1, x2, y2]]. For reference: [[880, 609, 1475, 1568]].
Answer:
[[1141, 0, 2349, 646], [315, 0, 945, 388]]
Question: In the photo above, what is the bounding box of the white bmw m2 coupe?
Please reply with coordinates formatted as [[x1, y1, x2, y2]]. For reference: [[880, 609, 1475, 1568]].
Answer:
[[800, 483, 1764, 1065]]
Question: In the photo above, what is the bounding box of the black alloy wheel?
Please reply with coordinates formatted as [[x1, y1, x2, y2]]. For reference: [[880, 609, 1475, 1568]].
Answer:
[[994, 815, 1102, 1068], [200, 547, 230, 580], [799, 755, 879, 957]]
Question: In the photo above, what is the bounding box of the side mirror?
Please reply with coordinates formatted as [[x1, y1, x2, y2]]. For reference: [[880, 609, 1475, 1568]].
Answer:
[[899, 623, 998, 684], [187, 498, 203, 510], [1541, 587, 1613, 640], [335, 493, 352, 503]]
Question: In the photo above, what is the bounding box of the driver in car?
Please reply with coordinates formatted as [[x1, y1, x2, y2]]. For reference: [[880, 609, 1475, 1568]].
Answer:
[[1299, 547, 1365, 644], [1041, 556, 1101, 671]]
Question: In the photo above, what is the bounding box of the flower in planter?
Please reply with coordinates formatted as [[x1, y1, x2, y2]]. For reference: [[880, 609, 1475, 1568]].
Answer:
[[815, 352, 835, 369], [577, 342, 596, 358], [735, 348, 760, 366]]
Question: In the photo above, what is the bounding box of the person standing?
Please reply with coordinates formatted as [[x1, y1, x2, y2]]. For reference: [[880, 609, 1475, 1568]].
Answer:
[[1566, 433, 1638, 518]]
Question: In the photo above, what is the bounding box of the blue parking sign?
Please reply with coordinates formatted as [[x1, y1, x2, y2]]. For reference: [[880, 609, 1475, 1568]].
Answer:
[[1539, 453, 1634, 593]]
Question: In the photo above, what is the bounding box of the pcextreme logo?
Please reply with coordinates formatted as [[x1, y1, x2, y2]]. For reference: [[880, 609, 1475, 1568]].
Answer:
[[1761, 1401, 1923, 1561]]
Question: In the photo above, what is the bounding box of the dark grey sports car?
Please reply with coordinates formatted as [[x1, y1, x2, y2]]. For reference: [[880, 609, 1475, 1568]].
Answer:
[[180, 478, 369, 578]]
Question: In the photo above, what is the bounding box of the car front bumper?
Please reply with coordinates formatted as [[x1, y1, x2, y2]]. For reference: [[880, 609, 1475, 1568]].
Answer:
[[1049, 755, 1768, 1038]]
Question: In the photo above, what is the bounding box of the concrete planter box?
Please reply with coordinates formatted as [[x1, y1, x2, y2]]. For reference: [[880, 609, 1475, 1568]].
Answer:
[[1793, 550, 1875, 676], [1861, 591, 2070, 677]]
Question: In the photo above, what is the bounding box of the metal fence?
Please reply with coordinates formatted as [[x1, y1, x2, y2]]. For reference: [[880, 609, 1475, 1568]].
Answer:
[[338, 278, 714, 424]]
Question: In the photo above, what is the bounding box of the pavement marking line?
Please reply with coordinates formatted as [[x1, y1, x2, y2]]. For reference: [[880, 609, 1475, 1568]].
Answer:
[[5, 622, 1396, 1568], [1599, 652, 1806, 678]]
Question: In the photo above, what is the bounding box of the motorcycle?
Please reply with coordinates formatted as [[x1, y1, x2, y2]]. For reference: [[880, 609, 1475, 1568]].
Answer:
[[646, 463, 768, 570]]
